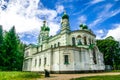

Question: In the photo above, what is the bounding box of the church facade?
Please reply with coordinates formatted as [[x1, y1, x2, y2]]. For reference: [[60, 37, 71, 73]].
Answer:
[[22, 12, 105, 73]]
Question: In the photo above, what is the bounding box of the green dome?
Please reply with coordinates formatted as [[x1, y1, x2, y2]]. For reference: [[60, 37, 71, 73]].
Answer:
[[83, 25, 88, 29], [62, 13, 69, 19], [41, 26, 50, 31], [45, 27, 50, 31], [41, 26, 45, 31], [79, 24, 88, 29]]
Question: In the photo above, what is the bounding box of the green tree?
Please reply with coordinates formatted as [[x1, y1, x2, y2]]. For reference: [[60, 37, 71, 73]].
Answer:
[[96, 36, 120, 70], [0, 25, 4, 69], [3, 26, 24, 70]]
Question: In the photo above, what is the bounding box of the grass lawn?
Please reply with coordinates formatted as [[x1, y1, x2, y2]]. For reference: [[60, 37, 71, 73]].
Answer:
[[111, 70, 120, 72], [71, 75, 120, 80], [0, 71, 43, 80]]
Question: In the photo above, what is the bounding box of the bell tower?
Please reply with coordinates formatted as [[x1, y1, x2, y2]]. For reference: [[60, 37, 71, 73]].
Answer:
[[38, 19, 50, 45], [61, 11, 70, 34]]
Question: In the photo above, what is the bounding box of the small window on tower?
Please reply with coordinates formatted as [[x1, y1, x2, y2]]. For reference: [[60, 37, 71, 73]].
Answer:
[[64, 55, 69, 64]]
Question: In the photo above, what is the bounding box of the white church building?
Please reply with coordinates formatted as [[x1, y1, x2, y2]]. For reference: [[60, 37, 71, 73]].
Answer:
[[22, 12, 105, 73]]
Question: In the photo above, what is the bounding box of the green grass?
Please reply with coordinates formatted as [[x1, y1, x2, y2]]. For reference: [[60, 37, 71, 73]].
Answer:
[[71, 75, 120, 80], [111, 70, 120, 72], [0, 71, 43, 80]]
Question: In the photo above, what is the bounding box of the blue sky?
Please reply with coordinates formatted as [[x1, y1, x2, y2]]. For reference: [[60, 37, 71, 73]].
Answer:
[[0, 0, 120, 44]]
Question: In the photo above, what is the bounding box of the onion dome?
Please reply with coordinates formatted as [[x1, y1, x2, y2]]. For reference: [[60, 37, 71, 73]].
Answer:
[[62, 11, 69, 19], [45, 26, 50, 31], [79, 24, 88, 29], [41, 26, 45, 31], [41, 20, 50, 31]]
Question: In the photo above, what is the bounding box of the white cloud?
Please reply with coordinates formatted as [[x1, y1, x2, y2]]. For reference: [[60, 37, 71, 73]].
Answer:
[[95, 29, 105, 39], [56, 5, 64, 14], [89, 18, 102, 27], [97, 29, 104, 34], [89, 0, 104, 4], [105, 24, 120, 41], [73, 0, 104, 15], [78, 15, 87, 24], [89, 3, 120, 27], [0, 0, 60, 34], [0, 0, 62, 44]]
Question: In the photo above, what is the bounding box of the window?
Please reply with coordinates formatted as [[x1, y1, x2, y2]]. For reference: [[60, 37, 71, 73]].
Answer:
[[44, 57, 46, 65], [35, 59, 37, 67], [39, 58, 41, 66], [84, 36, 87, 45], [72, 37, 76, 46], [41, 45, 43, 51], [58, 42, 60, 47], [64, 55, 69, 64], [54, 44, 56, 48], [93, 49, 97, 64], [24, 61, 28, 70], [77, 39, 82, 45], [25, 51, 29, 57], [77, 35, 82, 45], [89, 38, 91, 44]]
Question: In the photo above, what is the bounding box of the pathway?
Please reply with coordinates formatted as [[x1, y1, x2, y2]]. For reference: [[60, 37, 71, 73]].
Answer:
[[38, 72, 120, 80]]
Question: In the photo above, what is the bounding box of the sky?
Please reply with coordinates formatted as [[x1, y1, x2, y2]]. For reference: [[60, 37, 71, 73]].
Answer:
[[0, 0, 120, 44]]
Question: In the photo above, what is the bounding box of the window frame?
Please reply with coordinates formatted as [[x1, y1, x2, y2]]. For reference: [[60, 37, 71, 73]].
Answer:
[[64, 55, 69, 65]]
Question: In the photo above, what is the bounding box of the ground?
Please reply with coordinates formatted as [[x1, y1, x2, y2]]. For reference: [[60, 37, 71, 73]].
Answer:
[[40, 72, 120, 80], [0, 71, 120, 80]]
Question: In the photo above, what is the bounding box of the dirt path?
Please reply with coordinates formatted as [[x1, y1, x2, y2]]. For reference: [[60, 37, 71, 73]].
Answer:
[[38, 72, 120, 80]]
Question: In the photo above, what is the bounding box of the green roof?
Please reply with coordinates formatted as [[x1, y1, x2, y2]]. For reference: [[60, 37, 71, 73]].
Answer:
[[80, 24, 88, 29], [41, 26, 50, 31], [45, 27, 50, 31], [62, 13, 69, 19]]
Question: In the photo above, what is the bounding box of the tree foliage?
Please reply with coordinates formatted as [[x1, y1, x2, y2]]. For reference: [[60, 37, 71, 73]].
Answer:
[[96, 36, 120, 69], [0, 25, 4, 68], [0, 26, 24, 71]]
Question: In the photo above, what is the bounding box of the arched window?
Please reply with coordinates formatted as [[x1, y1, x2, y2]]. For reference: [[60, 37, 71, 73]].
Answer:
[[44, 57, 46, 65], [93, 49, 97, 64], [58, 42, 60, 47], [84, 36, 87, 45], [72, 37, 76, 46], [54, 44, 56, 48], [77, 35, 82, 45], [89, 38, 91, 44]]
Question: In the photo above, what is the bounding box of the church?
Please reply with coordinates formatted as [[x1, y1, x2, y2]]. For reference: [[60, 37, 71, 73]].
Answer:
[[22, 12, 105, 73]]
